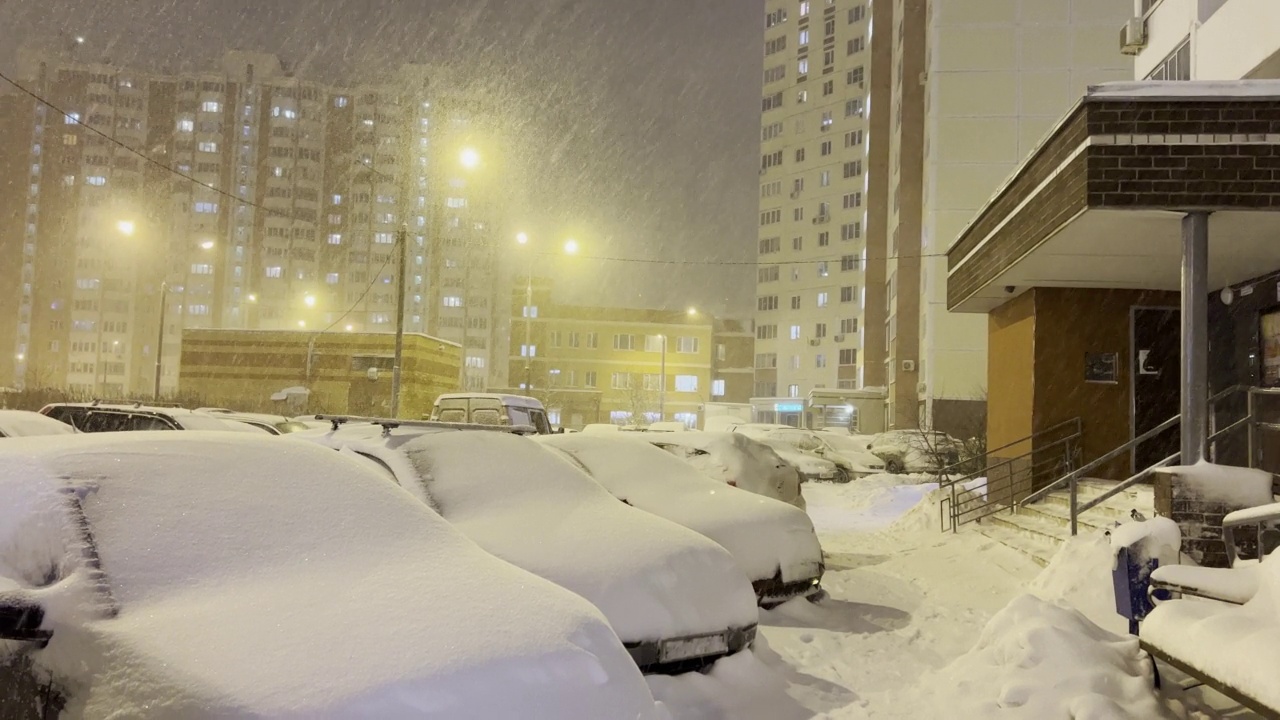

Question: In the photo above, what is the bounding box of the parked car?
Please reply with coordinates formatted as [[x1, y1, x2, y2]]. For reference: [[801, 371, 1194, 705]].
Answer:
[[0, 433, 666, 719], [300, 425, 760, 673], [39, 402, 265, 434], [195, 408, 312, 435], [763, 427, 887, 478], [869, 429, 965, 474], [428, 393, 552, 434], [0, 410, 77, 438], [645, 421, 693, 433], [759, 439, 848, 483], [645, 431, 806, 509], [539, 434, 824, 606]]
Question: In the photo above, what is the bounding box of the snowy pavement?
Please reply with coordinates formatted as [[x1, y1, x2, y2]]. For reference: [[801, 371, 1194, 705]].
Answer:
[[649, 476, 1048, 719]]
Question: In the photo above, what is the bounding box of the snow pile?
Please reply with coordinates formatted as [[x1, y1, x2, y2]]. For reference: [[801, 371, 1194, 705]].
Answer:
[[1030, 531, 1128, 635], [1158, 462, 1273, 507], [1144, 550, 1280, 712], [1108, 516, 1181, 565], [646, 651, 809, 720], [918, 595, 1172, 719], [396, 430, 761, 642], [1, 433, 665, 719], [0, 410, 76, 438], [538, 434, 823, 587], [886, 483, 946, 533]]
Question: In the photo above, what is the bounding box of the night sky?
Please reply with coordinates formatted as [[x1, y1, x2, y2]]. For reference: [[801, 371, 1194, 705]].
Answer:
[[0, 0, 764, 316]]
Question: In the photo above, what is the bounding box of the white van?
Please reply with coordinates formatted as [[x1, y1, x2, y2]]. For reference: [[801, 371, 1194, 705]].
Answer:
[[428, 393, 553, 434]]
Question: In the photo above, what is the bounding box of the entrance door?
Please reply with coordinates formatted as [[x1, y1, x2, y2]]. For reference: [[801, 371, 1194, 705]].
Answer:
[[1132, 307, 1181, 473]]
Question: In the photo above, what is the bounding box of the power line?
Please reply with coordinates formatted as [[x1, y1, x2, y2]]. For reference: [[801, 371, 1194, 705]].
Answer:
[[1, 69, 953, 276]]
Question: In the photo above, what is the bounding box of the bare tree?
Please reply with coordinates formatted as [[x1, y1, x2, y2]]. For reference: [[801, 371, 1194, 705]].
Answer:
[[623, 373, 658, 427]]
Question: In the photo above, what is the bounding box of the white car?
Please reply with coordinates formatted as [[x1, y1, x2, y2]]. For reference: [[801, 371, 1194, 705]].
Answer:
[[539, 434, 825, 606], [0, 410, 77, 438], [766, 428, 888, 478], [0, 433, 666, 719], [195, 409, 313, 435], [870, 429, 965, 474], [644, 431, 805, 509], [300, 424, 760, 673], [761, 439, 846, 483]]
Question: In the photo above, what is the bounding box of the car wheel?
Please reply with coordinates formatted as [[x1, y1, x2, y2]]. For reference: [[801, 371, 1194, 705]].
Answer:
[[885, 458, 906, 475], [835, 468, 852, 484]]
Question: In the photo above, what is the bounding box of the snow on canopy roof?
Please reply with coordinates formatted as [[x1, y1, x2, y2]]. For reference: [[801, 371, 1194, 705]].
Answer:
[[391, 430, 759, 641], [538, 434, 822, 584], [0, 432, 658, 718], [1087, 79, 1280, 101], [0, 410, 76, 437]]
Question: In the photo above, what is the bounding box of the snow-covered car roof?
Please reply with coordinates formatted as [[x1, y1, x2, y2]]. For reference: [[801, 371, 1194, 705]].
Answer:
[[0, 433, 663, 719], [194, 409, 311, 434], [40, 403, 261, 433], [304, 427, 759, 655], [538, 434, 823, 598], [0, 410, 77, 438], [643, 432, 804, 508]]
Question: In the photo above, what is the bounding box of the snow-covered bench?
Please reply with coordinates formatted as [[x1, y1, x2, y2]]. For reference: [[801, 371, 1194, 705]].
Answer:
[[1149, 502, 1280, 606]]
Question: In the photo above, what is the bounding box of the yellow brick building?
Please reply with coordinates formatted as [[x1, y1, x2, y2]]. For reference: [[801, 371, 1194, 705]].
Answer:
[[180, 329, 461, 418]]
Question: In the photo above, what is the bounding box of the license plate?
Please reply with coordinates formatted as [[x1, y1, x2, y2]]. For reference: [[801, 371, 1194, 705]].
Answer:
[[659, 633, 729, 663]]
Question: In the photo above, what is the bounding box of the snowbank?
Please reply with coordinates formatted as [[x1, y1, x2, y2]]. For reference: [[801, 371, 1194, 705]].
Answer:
[[0, 410, 76, 438], [919, 595, 1172, 719], [646, 651, 810, 720], [1144, 551, 1280, 712], [1108, 516, 1181, 566]]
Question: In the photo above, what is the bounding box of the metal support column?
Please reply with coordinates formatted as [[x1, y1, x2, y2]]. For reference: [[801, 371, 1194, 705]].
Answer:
[[391, 229, 408, 418], [1180, 212, 1210, 465]]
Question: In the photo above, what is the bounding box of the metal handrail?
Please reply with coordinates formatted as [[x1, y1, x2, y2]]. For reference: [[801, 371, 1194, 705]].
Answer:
[[1021, 413, 1179, 508], [1070, 452, 1180, 535], [937, 420, 1081, 491], [936, 418, 1081, 479], [942, 428, 1081, 532]]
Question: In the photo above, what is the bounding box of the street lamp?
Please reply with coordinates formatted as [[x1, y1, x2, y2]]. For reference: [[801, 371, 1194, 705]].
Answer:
[[459, 147, 481, 170], [199, 239, 215, 250], [116, 220, 135, 237], [564, 238, 579, 255], [658, 334, 667, 422], [303, 294, 317, 308]]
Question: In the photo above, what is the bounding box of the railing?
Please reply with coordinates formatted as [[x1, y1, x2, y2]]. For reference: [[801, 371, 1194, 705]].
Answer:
[[938, 418, 1082, 532]]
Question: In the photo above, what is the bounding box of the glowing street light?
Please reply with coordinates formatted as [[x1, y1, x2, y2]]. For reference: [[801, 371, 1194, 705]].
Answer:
[[297, 320, 307, 329], [199, 240, 215, 250], [459, 147, 481, 170], [15, 353, 25, 362], [345, 324, 354, 332], [564, 239, 579, 255], [246, 293, 258, 303], [687, 307, 698, 316], [516, 232, 529, 245], [303, 294, 317, 308], [116, 220, 135, 236]]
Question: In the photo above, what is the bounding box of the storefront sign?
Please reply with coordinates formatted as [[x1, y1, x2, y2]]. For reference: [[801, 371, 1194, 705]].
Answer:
[[774, 403, 804, 413]]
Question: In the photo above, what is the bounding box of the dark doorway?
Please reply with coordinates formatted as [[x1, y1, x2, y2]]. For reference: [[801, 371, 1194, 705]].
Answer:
[[1132, 307, 1181, 473]]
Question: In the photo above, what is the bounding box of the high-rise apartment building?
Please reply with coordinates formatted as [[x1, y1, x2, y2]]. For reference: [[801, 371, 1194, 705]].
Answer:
[[755, 0, 874, 427], [0, 52, 512, 396], [880, 0, 1130, 435]]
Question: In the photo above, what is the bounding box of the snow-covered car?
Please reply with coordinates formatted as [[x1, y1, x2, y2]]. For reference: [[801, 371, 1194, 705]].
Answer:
[[300, 424, 760, 673], [195, 408, 312, 435], [645, 431, 805, 509], [767, 428, 888, 477], [870, 429, 965, 474], [0, 433, 667, 719], [39, 402, 265, 434], [0, 410, 77, 438], [539, 434, 824, 606], [761, 439, 846, 483]]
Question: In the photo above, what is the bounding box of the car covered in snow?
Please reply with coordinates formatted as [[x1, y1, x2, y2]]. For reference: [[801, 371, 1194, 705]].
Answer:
[[869, 429, 965, 474], [194, 408, 313, 435], [0, 433, 668, 719], [644, 431, 805, 509], [0, 410, 77, 438], [759, 428, 886, 479], [298, 423, 761, 673], [428, 393, 552, 433], [38, 402, 264, 434], [538, 434, 824, 606]]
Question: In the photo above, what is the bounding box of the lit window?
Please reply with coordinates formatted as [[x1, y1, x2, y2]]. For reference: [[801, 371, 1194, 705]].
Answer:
[[194, 202, 219, 214], [675, 375, 699, 392], [326, 273, 340, 284], [790, 325, 801, 340], [522, 306, 538, 318], [374, 232, 395, 244], [201, 101, 221, 113], [190, 264, 213, 275], [521, 345, 538, 358], [817, 292, 829, 307], [712, 379, 726, 397], [443, 296, 462, 307], [85, 176, 106, 186], [677, 336, 699, 354], [198, 141, 218, 153], [177, 119, 194, 132], [446, 197, 466, 208], [265, 266, 283, 278], [65, 112, 81, 125], [328, 234, 342, 245], [334, 96, 348, 108]]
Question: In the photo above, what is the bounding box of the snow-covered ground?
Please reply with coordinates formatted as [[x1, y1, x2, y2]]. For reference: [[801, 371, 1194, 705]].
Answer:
[[650, 475, 1193, 720]]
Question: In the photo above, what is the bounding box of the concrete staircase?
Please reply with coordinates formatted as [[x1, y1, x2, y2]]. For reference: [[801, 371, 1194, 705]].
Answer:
[[975, 481, 1157, 567]]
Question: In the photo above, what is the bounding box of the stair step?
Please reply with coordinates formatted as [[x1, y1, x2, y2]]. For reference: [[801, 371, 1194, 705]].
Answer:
[[983, 512, 1069, 548], [1016, 503, 1111, 533], [1038, 493, 1134, 518], [977, 526, 1057, 568]]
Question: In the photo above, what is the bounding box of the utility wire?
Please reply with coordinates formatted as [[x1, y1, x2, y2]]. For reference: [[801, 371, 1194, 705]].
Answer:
[[1, 70, 953, 273]]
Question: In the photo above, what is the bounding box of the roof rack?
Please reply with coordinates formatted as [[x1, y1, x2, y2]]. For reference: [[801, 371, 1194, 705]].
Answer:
[[314, 414, 538, 438]]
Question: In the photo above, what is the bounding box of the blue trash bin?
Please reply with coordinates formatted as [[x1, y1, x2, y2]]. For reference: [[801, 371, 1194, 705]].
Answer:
[[1112, 544, 1162, 636]]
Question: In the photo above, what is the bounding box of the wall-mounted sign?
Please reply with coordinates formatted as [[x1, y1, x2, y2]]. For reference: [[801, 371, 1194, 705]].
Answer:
[[1085, 352, 1119, 384], [774, 403, 804, 413]]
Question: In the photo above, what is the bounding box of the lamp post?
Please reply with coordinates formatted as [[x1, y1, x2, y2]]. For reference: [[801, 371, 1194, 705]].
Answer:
[[516, 234, 578, 394], [659, 334, 667, 422], [391, 227, 408, 418]]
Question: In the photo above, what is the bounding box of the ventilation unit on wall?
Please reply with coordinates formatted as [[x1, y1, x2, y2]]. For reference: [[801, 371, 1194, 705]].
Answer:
[[1120, 18, 1148, 55], [901, 359, 916, 372]]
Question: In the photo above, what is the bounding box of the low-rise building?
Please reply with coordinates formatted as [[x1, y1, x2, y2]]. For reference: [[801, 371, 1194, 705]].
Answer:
[[503, 279, 715, 429], [180, 329, 461, 418]]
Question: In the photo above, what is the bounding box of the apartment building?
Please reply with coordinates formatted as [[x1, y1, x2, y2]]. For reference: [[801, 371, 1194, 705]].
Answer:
[[504, 279, 718, 429], [0, 52, 510, 397], [1132, 0, 1280, 81], [755, 1, 874, 414], [881, 0, 1130, 435]]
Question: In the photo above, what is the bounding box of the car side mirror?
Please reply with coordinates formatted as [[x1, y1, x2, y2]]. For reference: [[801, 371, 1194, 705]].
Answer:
[[0, 595, 52, 647]]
